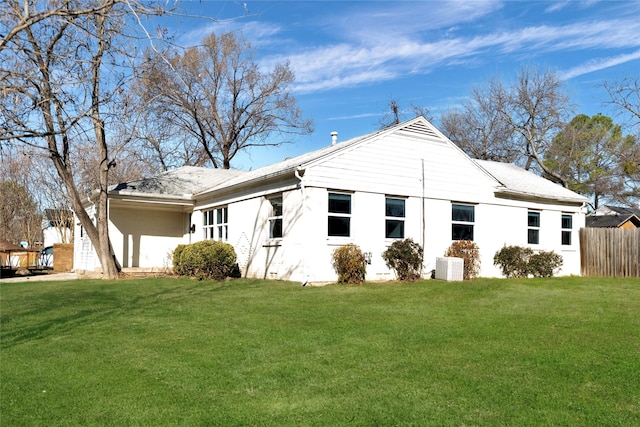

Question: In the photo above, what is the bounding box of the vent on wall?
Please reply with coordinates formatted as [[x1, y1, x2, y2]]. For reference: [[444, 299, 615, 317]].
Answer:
[[399, 121, 440, 139]]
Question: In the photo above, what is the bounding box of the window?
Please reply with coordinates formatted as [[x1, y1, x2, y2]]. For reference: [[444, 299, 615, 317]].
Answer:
[[452, 204, 474, 240], [385, 197, 405, 238], [328, 192, 351, 237], [268, 196, 283, 239], [561, 214, 572, 245], [528, 211, 540, 244], [203, 207, 228, 241]]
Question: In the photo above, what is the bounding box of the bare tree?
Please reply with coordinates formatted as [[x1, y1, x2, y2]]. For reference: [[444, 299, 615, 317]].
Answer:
[[603, 76, 640, 130], [0, 153, 42, 246], [134, 31, 313, 169], [0, 180, 42, 246], [494, 66, 572, 184], [378, 99, 432, 129], [124, 89, 207, 172], [442, 66, 572, 185], [0, 0, 169, 278], [441, 83, 517, 162]]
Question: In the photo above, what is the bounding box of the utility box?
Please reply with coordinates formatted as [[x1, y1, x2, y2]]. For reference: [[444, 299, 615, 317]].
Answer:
[[435, 257, 464, 281]]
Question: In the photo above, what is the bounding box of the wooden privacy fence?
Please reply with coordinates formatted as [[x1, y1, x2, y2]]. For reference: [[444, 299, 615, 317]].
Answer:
[[580, 228, 640, 277]]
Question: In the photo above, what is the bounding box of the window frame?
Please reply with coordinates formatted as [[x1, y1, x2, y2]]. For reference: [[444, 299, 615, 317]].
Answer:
[[328, 192, 352, 237], [268, 195, 283, 239], [527, 210, 540, 245], [203, 206, 228, 242], [561, 213, 572, 246], [451, 203, 475, 241], [385, 196, 406, 239]]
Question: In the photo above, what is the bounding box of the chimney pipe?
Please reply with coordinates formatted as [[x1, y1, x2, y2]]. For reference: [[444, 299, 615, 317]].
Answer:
[[331, 131, 338, 145]]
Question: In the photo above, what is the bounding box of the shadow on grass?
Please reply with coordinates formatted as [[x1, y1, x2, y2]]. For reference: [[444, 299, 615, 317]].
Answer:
[[0, 279, 250, 350]]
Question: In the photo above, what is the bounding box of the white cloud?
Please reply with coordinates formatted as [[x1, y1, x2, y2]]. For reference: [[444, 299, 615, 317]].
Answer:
[[169, 2, 640, 95], [273, 13, 640, 94], [560, 49, 640, 80]]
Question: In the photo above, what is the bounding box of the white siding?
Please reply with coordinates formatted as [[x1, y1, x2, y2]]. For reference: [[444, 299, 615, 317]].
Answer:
[[189, 130, 585, 281], [109, 206, 189, 269], [303, 133, 497, 203], [43, 227, 72, 247], [73, 205, 100, 272]]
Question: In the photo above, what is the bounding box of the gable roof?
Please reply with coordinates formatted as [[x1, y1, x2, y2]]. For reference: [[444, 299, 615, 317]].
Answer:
[[586, 214, 640, 228], [195, 124, 384, 197], [586, 205, 640, 228], [196, 116, 491, 197], [105, 117, 589, 207], [475, 160, 589, 204], [591, 205, 640, 217], [109, 166, 246, 200]]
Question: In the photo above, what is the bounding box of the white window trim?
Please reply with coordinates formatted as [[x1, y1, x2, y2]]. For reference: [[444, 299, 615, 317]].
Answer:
[[267, 195, 283, 242], [203, 206, 228, 242], [451, 202, 475, 241], [527, 210, 541, 245], [385, 196, 406, 240], [327, 191, 352, 239], [561, 213, 573, 246]]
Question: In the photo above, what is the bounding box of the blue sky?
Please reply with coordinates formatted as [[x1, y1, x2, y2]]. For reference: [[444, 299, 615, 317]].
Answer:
[[159, 1, 640, 170]]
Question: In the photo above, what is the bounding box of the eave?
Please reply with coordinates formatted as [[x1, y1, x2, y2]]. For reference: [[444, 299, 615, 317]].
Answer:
[[494, 188, 588, 206]]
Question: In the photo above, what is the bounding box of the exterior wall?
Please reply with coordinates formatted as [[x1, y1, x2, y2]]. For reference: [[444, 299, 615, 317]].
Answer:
[[109, 205, 190, 269], [43, 226, 72, 247], [73, 205, 100, 272], [189, 129, 585, 282], [304, 131, 498, 202], [447, 199, 584, 278], [74, 202, 193, 273], [194, 187, 307, 281]]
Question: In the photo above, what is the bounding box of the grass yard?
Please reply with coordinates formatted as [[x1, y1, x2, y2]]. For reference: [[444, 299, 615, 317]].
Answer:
[[1, 276, 639, 426]]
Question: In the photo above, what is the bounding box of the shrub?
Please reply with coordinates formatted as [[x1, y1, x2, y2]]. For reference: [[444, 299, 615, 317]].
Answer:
[[382, 239, 424, 281], [172, 244, 187, 275], [493, 245, 532, 278], [172, 240, 237, 280], [444, 240, 480, 280], [331, 244, 367, 285], [493, 246, 563, 278], [528, 251, 563, 278]]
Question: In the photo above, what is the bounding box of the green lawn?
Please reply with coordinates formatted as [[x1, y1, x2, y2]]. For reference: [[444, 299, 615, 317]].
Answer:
[[1, 277, 639, 426]]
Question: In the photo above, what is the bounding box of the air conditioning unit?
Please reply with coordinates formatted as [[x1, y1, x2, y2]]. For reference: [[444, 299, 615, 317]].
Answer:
[[435, 257, 464, 281]]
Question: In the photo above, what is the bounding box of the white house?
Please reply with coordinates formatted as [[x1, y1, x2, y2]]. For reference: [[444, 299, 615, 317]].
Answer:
[[42, 209, 73, 247], [74, 117, 588, 281]]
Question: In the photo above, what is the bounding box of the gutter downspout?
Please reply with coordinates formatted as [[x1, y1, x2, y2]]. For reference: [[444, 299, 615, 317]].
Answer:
[[294, 168, 310, 285]]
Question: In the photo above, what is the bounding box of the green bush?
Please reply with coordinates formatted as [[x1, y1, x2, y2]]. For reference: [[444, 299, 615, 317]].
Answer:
[[493, 245, 532, 278], [528, 251, 563, 278], [172, 244, 187, 275], [382, 239, 424, 281], [172, 240, 238, 280], [493, 245, 563, 278], [331, 244, 367, 285], [444, 240, 481, 280]]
